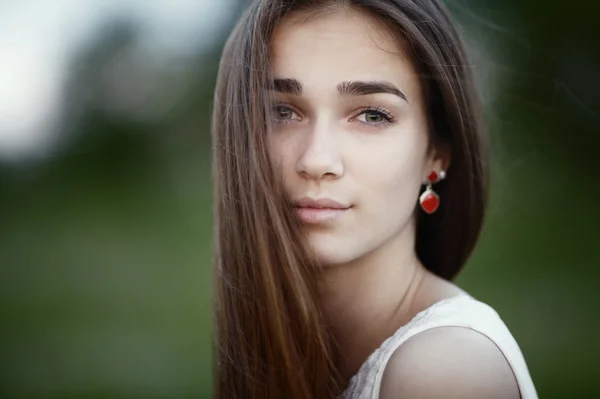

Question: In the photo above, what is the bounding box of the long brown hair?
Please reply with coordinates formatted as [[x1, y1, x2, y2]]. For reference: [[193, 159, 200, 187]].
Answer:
[[211, 0, 488, 397]]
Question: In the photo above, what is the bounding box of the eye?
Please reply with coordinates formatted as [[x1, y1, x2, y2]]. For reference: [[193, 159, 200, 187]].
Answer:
[[272, 103, 301, 124], [355, 106, 396, 128]]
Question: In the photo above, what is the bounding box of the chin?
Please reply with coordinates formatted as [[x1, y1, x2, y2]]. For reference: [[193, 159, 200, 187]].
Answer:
[[305, 234, 361, 267]]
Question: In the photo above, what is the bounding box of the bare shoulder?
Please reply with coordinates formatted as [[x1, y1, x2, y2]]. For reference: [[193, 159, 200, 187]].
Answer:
[[379, 326, 520, 399]]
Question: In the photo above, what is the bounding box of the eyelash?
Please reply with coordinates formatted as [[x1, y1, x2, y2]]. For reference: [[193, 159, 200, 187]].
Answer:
[[272, 103, 396, 128]]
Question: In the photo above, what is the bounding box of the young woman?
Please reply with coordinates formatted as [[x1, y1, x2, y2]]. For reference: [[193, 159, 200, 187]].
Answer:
[[211, 0, 537, 398]]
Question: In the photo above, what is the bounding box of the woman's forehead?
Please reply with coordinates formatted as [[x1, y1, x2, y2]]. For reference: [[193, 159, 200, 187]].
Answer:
[[270, 8, 418, 99]]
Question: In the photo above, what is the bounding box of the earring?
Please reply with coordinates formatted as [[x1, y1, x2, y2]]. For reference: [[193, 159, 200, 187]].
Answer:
[[419, 170, 446, 214]]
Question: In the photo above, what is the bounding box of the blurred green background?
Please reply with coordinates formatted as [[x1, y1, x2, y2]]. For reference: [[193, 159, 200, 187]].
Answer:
[[0, 1, 598, 398]]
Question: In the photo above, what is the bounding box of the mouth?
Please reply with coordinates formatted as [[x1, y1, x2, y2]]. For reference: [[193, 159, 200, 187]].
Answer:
[[292, 197, 352, 224]]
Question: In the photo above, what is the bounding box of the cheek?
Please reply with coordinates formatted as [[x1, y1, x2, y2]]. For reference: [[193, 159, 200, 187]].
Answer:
[[267, 133, 280, 164], [359, 161, 423, 235], [268, 134, 293, 176], [355, 134, 426, 213]]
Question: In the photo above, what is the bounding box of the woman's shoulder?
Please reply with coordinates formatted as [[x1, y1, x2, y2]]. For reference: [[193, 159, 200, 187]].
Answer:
[[378, 323, 521, 399], [342, 293, 538, 398], [377, 293, 538, 399]]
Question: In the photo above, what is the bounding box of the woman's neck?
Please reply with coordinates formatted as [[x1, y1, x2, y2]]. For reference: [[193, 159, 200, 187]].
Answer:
[[318, 223, 429, 381]]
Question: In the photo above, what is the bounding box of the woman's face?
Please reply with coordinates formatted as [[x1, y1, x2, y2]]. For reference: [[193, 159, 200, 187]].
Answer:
[[268, 7, 443, 266]]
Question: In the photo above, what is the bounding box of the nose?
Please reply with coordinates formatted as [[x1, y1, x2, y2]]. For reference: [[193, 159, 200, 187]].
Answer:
[[296, 122, 344, 181]]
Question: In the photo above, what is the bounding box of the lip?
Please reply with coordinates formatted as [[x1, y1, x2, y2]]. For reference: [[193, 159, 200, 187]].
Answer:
[[293, 197, 351, 224], [293, 197, 350, 209]]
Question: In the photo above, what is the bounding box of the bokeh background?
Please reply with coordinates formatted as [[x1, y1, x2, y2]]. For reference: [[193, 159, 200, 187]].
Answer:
[[0, 0, 598, 398]]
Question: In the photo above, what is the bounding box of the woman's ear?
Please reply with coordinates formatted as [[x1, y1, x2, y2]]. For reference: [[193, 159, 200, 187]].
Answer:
[[423, 144, 451, 183]]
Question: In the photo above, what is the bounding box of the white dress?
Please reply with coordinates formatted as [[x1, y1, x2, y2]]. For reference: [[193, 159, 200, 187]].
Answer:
[[341, 294, 538, 398]]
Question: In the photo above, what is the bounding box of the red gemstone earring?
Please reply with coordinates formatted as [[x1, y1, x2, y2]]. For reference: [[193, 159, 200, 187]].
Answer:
[[419, 170, 446, 214]]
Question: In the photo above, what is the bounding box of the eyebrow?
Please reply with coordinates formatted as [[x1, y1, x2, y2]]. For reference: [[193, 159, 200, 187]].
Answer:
[[272, 78, 408, 102]]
